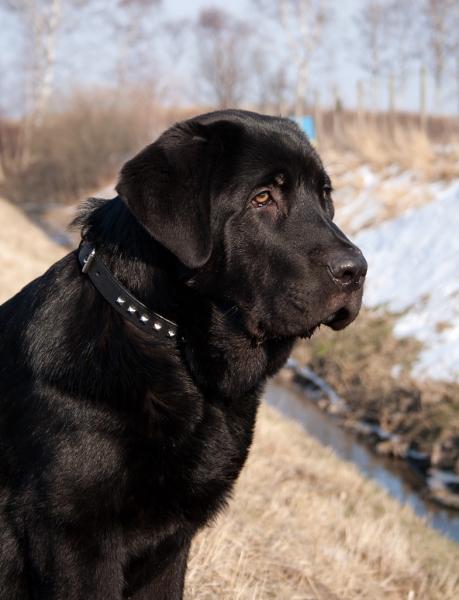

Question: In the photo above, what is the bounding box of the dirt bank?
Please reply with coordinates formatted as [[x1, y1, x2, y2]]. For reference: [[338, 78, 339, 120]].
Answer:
[[291, 311, 459, 507], [0, 196, 66, 304]]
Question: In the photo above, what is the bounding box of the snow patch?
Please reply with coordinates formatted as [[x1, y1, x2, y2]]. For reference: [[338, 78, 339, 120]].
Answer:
[[353, 177, 459, 382]]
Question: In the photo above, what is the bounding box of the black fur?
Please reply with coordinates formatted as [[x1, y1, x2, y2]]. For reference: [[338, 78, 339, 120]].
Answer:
[[0, 109, 366, 599]]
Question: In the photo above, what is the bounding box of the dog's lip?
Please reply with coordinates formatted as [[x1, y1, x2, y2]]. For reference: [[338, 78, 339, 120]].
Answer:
[[250, 311, 346, 342], [246, 301, 359, 342], [320, 307, 355, 330]]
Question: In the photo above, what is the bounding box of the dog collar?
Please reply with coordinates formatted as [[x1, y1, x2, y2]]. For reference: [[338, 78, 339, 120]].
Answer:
[[78, 240, 181, 342]]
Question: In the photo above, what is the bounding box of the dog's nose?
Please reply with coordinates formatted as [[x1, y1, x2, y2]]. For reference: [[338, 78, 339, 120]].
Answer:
[[328, 251, 367, 288]]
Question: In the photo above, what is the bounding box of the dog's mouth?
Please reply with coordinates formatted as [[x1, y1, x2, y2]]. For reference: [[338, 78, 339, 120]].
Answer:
[[296, 308, 350, 339], [248, 308, 358, 345], [320, 306, 356, 331], [245, 292, 364, 345], [297, 306, 359, 339]]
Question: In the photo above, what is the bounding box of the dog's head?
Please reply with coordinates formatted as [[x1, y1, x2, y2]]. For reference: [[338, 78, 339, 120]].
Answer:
[[116, 110, 367, 342]]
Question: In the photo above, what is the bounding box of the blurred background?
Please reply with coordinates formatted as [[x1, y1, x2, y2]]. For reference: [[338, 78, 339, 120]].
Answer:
[[2, 1, 459, 597], [1, 0, 459, 209]]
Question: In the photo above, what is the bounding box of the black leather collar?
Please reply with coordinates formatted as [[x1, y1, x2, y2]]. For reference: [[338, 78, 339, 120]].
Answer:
[[78, 240, 182, 343]]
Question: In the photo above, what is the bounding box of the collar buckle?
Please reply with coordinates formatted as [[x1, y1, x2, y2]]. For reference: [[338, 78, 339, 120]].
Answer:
[[81, 248, 96, 273], [78, 240, 183, 343]]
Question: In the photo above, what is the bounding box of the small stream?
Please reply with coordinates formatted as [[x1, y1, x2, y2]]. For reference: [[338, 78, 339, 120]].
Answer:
[[265, 381, 459, 545]]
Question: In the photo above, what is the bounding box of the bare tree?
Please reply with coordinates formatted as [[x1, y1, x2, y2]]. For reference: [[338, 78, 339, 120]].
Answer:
[[194, 8, 257, 109], [354, 0, 389, 112], [280, 0, 329, 117], [255, 0, 330, 118], [383, 0, 420, 110], [0, 0, 64, 167], [12, 0, 63, 124], [159, 18, 191, 100], [0, 0, 93, 170], [451, 3, 459, 120], [421, 0, 454, 113], [252, 52, 293, 115], [113, 0, 161, 86]]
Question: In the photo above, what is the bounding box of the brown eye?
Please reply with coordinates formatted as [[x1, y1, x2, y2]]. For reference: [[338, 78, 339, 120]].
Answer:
[[323, 186, 332, 200], [252, 191, 271, 207]]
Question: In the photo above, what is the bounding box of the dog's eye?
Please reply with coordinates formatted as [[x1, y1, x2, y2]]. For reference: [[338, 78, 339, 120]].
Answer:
[[252, 191, 272, 207], [323, 186, 332, 200]]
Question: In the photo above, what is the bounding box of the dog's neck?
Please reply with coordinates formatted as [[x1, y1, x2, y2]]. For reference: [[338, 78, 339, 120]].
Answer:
[[75, 197, 295, 400], [75, 197, 183, 322]]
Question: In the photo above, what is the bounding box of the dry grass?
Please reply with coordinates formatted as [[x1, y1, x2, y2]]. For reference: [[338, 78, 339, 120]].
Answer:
[[348, 124, 459, 178], [0, 196, 65, 304], [319, 160, 437, 236], [0, 87, 186, 207], [186, 403, 459, 600], [317, 123, 459, 234], [298, 311, 459, 453], [318, 110, 459, 178], [341, 125, 445, 176]]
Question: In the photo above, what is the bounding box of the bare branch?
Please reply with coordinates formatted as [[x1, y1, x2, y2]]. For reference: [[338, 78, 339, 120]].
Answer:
[[0, 0, 98, 170], [256, 0, 330, 117], [194, 8, 258, 109], [354, 0, 389, 112], [421, 0, 455, 112], [113, 0, 161, 86]]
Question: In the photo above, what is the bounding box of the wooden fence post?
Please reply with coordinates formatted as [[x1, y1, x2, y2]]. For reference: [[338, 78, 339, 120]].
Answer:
[[420, 65, 427, 134], [333, 86, 341, 144], [357, 80, 364, 128], [457, 57, 459, 124], [389, 73, 395, 141], [314, 90, 321, 146]]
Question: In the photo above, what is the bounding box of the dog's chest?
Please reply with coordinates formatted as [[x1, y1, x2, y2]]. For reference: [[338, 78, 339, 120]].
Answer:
[[122, 394, 259, 531]]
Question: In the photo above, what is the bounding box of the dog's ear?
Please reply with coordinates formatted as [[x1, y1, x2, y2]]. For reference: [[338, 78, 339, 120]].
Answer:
[[116, 124, 213, 269]]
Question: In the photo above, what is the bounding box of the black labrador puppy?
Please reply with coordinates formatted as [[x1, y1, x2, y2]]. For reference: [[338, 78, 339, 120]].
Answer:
[[0, 110, 367, 599]]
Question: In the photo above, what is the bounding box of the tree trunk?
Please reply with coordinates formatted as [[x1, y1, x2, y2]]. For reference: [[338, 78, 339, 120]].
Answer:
[[295, 62, 308, 118], [34, 0, 62, 126]]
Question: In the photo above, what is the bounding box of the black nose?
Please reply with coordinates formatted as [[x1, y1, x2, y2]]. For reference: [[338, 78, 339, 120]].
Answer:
[[328, 251, 367, 288]]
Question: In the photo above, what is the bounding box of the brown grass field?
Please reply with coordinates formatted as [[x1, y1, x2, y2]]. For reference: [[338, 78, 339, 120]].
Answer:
[[2, 195, 459, 599]]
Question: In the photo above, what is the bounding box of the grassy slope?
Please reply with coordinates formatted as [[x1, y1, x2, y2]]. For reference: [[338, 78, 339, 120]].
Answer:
[[0, 196, 66, 304], [2, 197, 459, 599], [187, 403, 459, 600], [294, 312, 459, 453]]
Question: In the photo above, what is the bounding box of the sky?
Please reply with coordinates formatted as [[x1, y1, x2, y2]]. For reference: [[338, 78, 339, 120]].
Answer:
[[0, 0, 457, 116], [164, 0, 250, 17], [158, 0, 452, 114], [160, 0, 372, 111]]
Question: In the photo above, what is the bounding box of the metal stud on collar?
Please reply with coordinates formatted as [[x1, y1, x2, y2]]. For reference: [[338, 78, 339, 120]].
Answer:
[[78, 240, 183, 343]]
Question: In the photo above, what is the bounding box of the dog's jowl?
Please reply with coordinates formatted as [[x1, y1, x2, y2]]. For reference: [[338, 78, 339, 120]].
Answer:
[[0, 110, 367, 599]]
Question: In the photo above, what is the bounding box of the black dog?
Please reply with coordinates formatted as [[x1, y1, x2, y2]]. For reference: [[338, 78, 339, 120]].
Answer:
[[0, 110, 366, 599]]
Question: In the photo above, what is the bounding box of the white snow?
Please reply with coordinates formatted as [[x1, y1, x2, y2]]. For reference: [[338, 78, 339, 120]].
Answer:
[[331, 164, 440, 235], [347, 175, 459, 382]]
